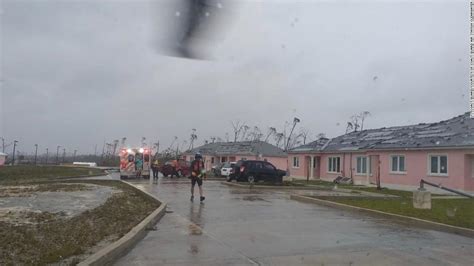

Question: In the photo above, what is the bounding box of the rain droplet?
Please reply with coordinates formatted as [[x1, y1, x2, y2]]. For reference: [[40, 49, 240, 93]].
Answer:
[[205, 12, 210, 17], [175, 11, 181, 17], [217, 3, 223, 9]]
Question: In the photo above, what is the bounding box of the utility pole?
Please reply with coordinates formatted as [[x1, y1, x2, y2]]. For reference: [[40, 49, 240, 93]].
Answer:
[[1, 137, 4, 153], [56, 145, 61, 165], [73, 149, 77, 162], [12, 140, 18, 165], [45, 148, 49, 165], [112, 140, 119, 156], [62, 148, 66, 163], [34, 144, 38, 165]]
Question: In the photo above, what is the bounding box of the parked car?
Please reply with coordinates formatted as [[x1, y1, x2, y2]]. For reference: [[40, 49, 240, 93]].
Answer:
[[211, 162, 224, 176], [220, 162, 236, 177], [160, 159, 190, 177], [227, 160, 285, 183]]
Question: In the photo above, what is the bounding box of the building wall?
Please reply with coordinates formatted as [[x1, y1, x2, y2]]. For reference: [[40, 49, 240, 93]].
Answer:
[[0, 155, 5, 166], [289, 149, 474, 191], [374, 150, 468, 190], [288, 154, 324, 179], [288, 154, 305, 178], [263, 157, 288, 171]]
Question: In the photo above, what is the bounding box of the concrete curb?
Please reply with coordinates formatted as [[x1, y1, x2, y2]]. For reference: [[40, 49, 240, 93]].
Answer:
[[59, 173, 106, 179], [78, 181, 167, 266], [221, 181, 335, 190], [290, 194, 474, 238]]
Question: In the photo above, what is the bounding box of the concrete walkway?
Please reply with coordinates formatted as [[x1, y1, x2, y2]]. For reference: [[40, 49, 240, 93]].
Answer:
[[116, 180, 473, 266]]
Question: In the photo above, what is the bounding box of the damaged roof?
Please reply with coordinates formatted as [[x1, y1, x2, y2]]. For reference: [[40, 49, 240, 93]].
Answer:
[[289, 137, 330, 153], [186, 141, 287, 157], [293, 112, 474, 153]]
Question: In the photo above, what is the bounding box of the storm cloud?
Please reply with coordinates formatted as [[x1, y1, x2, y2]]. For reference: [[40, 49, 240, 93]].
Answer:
[[0, 0, 469, 155]]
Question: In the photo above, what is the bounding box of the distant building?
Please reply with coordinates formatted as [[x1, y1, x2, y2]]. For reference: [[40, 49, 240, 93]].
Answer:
[[184, 141, 288, 171], [0, 152, 7, 166], [289, 113, 474, 192]]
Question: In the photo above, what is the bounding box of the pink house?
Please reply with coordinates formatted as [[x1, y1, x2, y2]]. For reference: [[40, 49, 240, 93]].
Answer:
[[183, 141, 288, 171], [289, 113, 474, 192], [0, 152, 6, 166]]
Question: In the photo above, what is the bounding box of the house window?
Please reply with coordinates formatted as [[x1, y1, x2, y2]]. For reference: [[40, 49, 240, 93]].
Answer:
[[429, 155, 448, 175], [312, 157, 318, 168], [390, 155, 406, 173], [221, 157, 227, 163], [356, 156, 368, 174], [328, 157, 340, 173], [241, 158, 247, 161], [292, 156, 300, 168], [211, 157, 215, 164]]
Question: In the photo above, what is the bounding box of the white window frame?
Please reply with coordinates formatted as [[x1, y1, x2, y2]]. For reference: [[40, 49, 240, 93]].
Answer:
[[327, 156, 341, 173], [390, 155, 406, 174], [292, 156, 300, 168], [428, 154, 448, 176], [356, 156, 368, 175]]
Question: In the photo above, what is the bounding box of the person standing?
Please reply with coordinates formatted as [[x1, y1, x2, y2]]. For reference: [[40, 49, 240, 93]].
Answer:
[[151, 159, 160, 182], [135, 154, 143, 178], [190, 153, 205, 202]]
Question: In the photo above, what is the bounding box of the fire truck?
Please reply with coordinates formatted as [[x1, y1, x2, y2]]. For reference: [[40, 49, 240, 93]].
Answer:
[[119, 147, 151, 179]]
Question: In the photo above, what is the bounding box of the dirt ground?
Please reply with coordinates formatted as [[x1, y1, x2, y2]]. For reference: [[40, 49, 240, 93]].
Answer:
[[0, 180, 160, 265]]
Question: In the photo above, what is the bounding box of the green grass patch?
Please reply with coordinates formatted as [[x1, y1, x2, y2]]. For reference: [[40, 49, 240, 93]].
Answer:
[[0, 180, 160, 265], [313, 196, 474, 229], [292, 179, 355, 188], [292, 180, 443, 197], [0, 166, 104, 185], [235, 181, 306, 187]]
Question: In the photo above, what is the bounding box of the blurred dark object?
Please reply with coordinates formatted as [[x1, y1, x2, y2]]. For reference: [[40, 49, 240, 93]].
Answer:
[[157, 0, 231, 59]]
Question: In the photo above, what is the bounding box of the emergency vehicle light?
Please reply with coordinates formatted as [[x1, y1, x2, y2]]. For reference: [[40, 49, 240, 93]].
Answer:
[[127, 149, 132, 153], [139, 148, 144, 153]]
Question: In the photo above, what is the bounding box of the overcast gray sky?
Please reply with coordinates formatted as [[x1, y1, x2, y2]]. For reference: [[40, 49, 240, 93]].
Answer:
[[0, 0, 469, 155]]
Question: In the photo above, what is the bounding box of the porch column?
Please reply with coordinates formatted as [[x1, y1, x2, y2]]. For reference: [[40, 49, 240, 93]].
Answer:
[[310, 156, 314, 179]]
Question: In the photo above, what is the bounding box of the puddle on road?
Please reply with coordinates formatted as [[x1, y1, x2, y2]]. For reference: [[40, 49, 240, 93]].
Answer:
[[241, 195, 269, 202], [188, 223, 203, 235], [229, 190, 266, 195], [189, 243, 199, 254]]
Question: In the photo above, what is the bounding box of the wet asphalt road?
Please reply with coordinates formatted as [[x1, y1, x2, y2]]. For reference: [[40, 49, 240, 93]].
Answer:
[[112, 176, 473, 266]]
